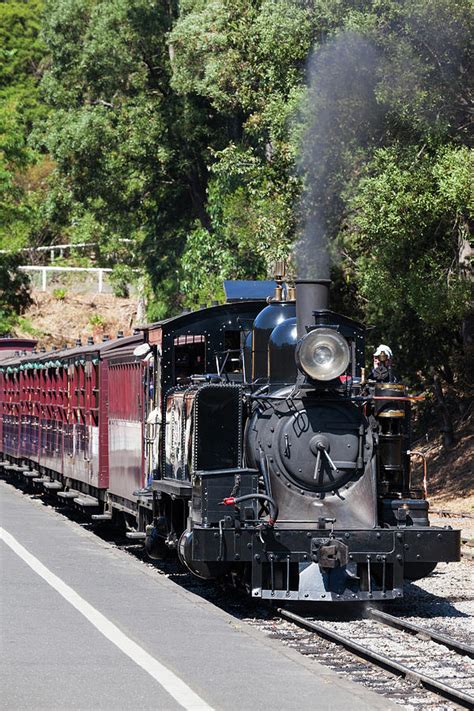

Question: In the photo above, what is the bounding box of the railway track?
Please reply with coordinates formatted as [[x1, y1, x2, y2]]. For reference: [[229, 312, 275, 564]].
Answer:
[[277, 607, 474, 709], [431, 510, 474, 520]]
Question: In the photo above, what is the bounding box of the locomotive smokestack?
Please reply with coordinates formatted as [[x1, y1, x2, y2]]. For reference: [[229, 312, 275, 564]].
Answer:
[[295, 279, 331, 339]]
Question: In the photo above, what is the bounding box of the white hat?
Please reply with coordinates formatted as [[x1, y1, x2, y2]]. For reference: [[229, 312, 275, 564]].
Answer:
[[374, 344, 392, 358], [133, 343, 150, 357]]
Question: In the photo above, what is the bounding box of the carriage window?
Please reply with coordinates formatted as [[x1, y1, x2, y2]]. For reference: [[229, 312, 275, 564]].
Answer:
[[173, 335, 206, 382]]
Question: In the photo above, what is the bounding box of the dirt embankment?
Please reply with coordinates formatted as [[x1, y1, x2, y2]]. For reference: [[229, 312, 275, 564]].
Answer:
[[418, 417, 473, 514], [14, 292, 139, 348]]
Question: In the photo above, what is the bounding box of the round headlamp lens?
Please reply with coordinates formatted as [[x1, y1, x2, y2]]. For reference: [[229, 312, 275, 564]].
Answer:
[[314, 345, 332, 366], [296, 328, 350, 381]]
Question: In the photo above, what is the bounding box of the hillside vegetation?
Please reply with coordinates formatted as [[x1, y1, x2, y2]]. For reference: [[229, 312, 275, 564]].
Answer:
[[1, 0, 473, 447]]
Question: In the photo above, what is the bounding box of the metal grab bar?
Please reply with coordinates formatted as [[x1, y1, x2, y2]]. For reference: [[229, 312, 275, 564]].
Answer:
[[407, 450, 428, 497]]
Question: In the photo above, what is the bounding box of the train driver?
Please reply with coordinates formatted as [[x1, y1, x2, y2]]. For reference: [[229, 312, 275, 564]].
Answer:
[[369, 344, 398, 383]]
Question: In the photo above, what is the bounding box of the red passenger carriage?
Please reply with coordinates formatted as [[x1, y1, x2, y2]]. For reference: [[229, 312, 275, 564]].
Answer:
[[0, 333, 146, 508]]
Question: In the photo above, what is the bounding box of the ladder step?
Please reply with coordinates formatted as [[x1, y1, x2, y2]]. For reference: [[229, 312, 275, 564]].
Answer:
[[57, 490, 80, 499], [125, 531, 146, 540], [22, 471, 40, 478], [33, 477, 51, 484], [73, 497, 99, 507], [91, 513, 112, 521], [43, 481, 63, 491]]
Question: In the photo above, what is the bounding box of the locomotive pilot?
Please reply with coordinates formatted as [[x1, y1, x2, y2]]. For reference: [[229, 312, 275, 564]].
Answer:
[[369, 344, 398, 383]]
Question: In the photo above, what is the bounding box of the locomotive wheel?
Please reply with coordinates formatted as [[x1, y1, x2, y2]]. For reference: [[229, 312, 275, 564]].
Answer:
[[145, 525, 170, 560]]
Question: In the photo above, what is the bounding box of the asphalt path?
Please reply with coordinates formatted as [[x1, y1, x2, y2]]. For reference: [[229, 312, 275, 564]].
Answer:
[[0, 481, 396, 710]]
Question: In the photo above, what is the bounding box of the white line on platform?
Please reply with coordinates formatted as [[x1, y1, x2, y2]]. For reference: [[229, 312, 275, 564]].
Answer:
[[0, 527, 213, 711]]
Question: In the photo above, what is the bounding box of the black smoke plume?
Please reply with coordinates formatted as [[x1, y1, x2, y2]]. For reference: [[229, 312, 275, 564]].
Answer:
[[296, 32, 384, 280]]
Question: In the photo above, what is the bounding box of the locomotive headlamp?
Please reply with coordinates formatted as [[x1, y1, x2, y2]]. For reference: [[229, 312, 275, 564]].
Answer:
[[296, 328, 350, 381]]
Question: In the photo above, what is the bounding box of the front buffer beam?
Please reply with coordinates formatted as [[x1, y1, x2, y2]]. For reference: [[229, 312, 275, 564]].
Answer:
[[191, 525, 460, 602]]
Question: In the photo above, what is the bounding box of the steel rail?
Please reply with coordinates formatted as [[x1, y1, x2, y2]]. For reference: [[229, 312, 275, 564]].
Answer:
[[277, 608, 474, 709], [366, 607, 474, 658], [431, 509, 474, 520]]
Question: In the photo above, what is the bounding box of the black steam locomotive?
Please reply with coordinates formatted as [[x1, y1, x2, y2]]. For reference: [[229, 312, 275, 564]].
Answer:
[[0, 277, 460, 602], [147, 276, 460, 601]]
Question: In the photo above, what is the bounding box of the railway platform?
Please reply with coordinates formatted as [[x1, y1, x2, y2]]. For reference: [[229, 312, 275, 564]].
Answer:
[[0, 481, 397, 711]]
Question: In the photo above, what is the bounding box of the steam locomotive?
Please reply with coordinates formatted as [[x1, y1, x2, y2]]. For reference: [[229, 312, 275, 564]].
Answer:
[[0, 276, 460, 602]]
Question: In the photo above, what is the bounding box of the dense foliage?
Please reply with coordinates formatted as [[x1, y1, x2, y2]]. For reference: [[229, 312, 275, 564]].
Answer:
[[0, 253, 31, 334], [0, 0, 49, 249], [1, 1, 472, 418], [0, 0, 49, 331]]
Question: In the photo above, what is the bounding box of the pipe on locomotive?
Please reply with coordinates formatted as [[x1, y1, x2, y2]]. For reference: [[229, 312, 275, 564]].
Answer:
[[221, 494, 279, 526], [295, 278, 331, 338]]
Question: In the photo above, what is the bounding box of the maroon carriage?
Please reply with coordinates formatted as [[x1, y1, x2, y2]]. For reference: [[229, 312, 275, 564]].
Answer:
[[0, 333, 146, 511], [0, 339, 37, 466]]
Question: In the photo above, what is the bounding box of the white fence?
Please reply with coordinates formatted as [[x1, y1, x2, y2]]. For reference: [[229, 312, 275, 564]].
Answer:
[[19, 266, 114, 294], [2, 239, 133, 264]]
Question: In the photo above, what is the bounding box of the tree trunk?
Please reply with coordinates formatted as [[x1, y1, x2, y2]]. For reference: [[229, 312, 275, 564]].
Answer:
[[187, 170, 212, 233], [135, 277, 147, 326], [432, 374, 455, 448]]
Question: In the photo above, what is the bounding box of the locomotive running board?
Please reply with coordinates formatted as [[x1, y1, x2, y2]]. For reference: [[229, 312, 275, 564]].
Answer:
[[152, 480, 192, 497]]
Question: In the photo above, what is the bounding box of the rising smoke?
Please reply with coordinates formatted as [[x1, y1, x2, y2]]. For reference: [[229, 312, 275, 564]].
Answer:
[[296, 32, 385, 281]]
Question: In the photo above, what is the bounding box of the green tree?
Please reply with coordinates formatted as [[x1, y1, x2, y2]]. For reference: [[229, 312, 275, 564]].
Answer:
[[345, 144, 473, 380], [170, 0, 314, 303], [39, 0, 236, 315], [0, 252, 31, 334], [0, 0, 49, 251], [0, 100, 33, 246]]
